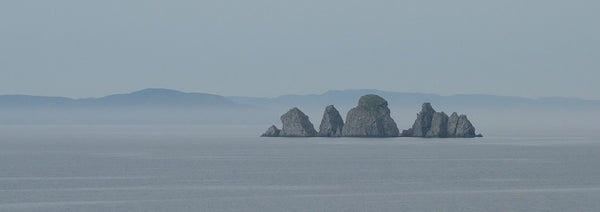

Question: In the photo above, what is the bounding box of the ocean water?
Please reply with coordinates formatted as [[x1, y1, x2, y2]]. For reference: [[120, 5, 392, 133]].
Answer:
[[0, 125, 599, 212]]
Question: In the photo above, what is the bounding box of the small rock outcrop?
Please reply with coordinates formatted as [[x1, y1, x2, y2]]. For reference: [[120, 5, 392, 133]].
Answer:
[[342, 94, 399, 137], [318, 105, 344, 137], [279, 107, 318, 137], [401, 103, 481, 138], [454, 114, 477, 137], [261, 125, 280, 137]]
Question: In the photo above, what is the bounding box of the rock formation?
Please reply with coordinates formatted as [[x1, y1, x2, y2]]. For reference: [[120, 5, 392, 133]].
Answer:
[[446, 112, 459, 137], [406, 103, 436, 137], [426, 111, 449, 137], [454, 114, 477, 137], [261, 125, 280, 137], [318, 105, 344, 137], [279, 107, 318, 137], [342, 94, 399, 137], [401, 103, 481, 138], [260, 98, 481, 138]]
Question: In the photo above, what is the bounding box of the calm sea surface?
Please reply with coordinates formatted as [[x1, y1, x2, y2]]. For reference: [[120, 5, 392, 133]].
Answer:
[[0, 125, 599, 212]]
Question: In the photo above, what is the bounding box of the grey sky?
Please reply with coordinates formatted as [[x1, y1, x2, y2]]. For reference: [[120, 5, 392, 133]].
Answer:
[[1, 0, 599, 99]]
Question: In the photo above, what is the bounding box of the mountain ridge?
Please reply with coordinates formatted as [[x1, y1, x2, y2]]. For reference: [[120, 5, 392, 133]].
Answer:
[[2, 88, 599, 110], [228, 89, 600, 111], [1, 88, 599, 126], [0, 88, 240, 109]]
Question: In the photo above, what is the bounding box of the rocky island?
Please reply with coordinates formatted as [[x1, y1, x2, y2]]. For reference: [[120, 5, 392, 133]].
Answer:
[[342, 94, 399, 137], [261, 94, 482, 138], [318, 105, 344, 137], [400, 103, 482, 138], [261, 107, 318, 137]]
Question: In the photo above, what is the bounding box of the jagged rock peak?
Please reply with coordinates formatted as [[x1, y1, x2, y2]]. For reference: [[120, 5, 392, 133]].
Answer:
[[455, 114, 477, 138], [342, 94, 399, 137], [406, 102, 436, 137], [280, 107, 318, 137], [261, 125, 280, 137], [421, 102, 435, 114], [426, 112, 449, 138], [318, 105, 344, 137], [402, 103, 481, 138]]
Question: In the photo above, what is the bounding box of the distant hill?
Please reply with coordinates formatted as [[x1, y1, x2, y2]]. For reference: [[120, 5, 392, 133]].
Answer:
[[1, 88, 599, 128], [0, 88, 241, 109], [0, 89, 248, 124], [5, 88, 598, 111], [228, 89, 600, 111]]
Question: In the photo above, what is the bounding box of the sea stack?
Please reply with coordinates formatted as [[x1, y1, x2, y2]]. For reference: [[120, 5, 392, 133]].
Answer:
[[453, 113, 478, 137], [318, 105, 344, 137], [279, 107, 318, 137], [405, 103, 436, 137], [342, 94, 399, 137], [401, 103, 481, 138], [261, 125, 281, 137]]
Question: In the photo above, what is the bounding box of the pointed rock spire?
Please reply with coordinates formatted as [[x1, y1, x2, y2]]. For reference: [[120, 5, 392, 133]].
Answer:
[[279, 107, 318, 137], [408, 102, 436, 137], [426, 112, 449, 137], [455, 115, 476, 137], [318, 105, 344, 137]]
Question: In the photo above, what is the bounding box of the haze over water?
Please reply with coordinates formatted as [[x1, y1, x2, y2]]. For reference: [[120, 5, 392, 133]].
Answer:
[[1, 125, 598, 212], [3, 0, 600, 211]]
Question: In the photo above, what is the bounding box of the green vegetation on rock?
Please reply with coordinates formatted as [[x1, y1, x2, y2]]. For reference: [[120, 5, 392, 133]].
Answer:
[[357, 94, 388, 110]]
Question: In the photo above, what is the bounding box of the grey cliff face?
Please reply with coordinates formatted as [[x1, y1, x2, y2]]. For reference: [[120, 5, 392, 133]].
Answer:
[[454, 115, 476, 137], [342, 94, 399, 137], [426, 112, 449, 137], [409, 103, 436, 137], [318, 105, 344, 137], [402, 103, 480, 138], [446, 112, 459, 137], [280, 107, 318, 137], [261, 125, 280, 137]]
